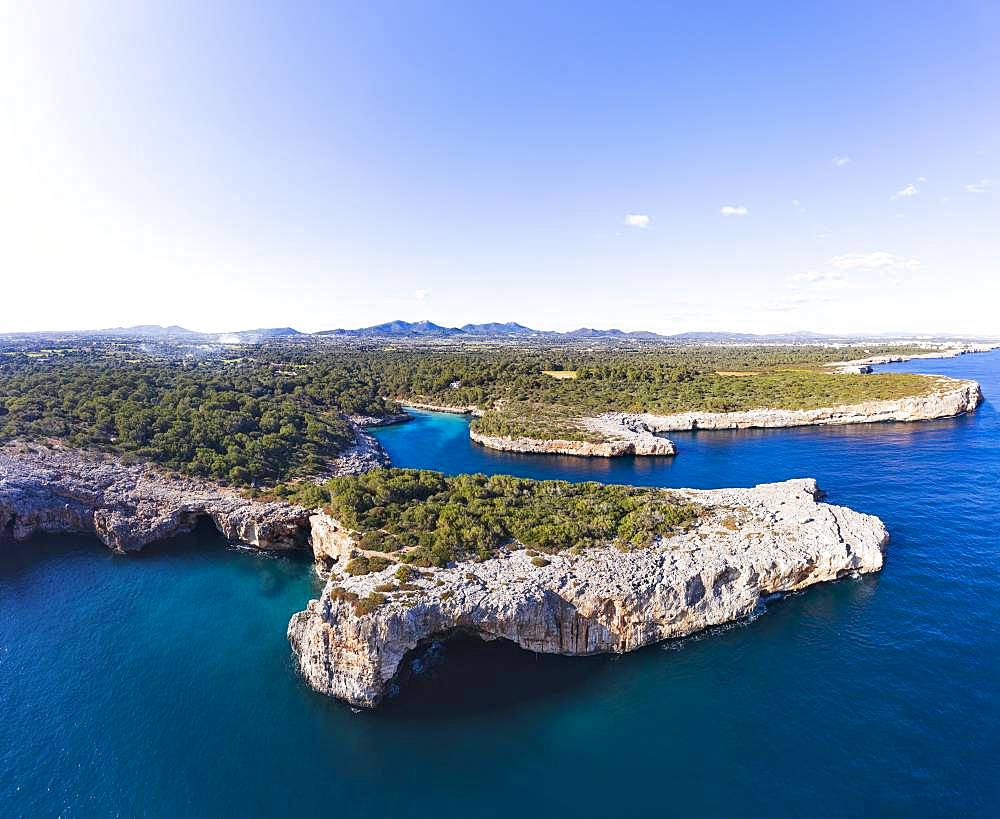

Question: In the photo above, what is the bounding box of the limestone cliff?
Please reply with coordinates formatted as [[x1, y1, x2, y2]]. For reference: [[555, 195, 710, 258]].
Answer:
[[593, 377, 983, 433], [470, 427, 676, 457], [287, 478, 888, 708], [0, 442, 314, 552]]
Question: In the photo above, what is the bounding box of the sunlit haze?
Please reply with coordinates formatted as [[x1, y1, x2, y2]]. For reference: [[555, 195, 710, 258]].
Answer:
[[2, 1, 998, 335]]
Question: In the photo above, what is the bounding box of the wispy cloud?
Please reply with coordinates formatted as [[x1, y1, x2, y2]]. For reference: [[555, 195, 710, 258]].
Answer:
[[828, 251, 920, 272], [892, 183, 919, 199], [414, 288, 429, 301], [832, 156, 851, 167], [787, 270, 846, 286], [763, 294, 834, 312], [720, 205, 748, 216], [964, 178, 991, 193], [792, 199, 806, 213], [624, 213, 650, 228]]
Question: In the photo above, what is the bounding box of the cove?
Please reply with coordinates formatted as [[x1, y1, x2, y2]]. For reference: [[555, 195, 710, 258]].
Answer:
[[3, 351, 999, 816]]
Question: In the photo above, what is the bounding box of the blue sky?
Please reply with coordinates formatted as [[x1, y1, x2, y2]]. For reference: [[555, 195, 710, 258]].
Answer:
[[2, 1, 998, 334]]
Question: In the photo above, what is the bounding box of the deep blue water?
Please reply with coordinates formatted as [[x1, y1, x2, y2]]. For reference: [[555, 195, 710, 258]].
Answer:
[[3, 351, 999, 817]]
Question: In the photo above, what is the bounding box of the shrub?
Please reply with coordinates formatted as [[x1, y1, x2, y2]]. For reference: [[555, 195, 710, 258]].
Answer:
[[353, 592, 386, 615], [394, 564, 417, 583], [344, 555, 393, 576]]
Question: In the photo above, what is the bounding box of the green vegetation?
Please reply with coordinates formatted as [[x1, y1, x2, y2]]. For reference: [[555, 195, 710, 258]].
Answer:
[[469, 371, 939, 442], [275, 467, 701, 566], [0, 350, 393, 484], [329, 585, 387, 615], [343, 555, 393, 576], [0, 338, 947, 482]]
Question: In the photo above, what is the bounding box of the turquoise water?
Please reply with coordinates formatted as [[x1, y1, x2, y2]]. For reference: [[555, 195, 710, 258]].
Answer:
[[3, 352, 999, 816]]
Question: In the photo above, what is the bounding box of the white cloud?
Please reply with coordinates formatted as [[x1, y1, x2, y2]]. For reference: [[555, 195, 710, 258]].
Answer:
[[832, 156, 851, 167], [892, 183, 919, 199], [414, 288, 429, 301], [787, 270, 845, 286], [964, 178, 991, 193], [763, 294, 834, 312], [792, 199, 806, 213], [624, 213, 650, 228], [827, 251, 920, 272], [720, 205, 748, 216]]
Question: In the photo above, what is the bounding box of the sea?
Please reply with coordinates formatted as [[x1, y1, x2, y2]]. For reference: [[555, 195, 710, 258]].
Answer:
[[2, 351, 998, 817]]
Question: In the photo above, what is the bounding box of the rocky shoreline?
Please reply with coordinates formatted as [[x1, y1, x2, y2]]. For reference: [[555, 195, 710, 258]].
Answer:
[[595, 377, 982, 433], [470, 426, 676, 457], [1, 432, 890, 712], [288, 478, 889, 707], [828, 343, 999, 373], [409, 376, 983, 458], [0, 419, 389, 552], [400, 401, 483, 416], [0, 442, 314, 552]]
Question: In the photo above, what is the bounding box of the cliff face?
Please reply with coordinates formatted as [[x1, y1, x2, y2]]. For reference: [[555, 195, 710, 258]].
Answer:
[[603, 378, 983, 433], [469, 428, 676, 457], [288, 478, 888, 708], [0, 442, 314, 552]]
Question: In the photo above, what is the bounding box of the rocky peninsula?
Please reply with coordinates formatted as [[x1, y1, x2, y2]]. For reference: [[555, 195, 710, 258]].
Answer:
[[591, 377, 982, 433], [457, 376, 983, 457], [288, 478, 888, 708], [470, 424, 676, 457], [828, 343, 999, 373], [1, 432, 891, 713]]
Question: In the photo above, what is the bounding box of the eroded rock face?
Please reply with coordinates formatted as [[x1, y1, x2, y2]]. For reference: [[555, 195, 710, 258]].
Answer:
[[599, 378, 983, 433], [287, 478, 889, 708], [470, 428, 676, 457], [0, 442, 312, 552]]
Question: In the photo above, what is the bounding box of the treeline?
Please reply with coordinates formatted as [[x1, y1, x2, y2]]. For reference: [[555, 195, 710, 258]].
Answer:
[[0, 354, 392, 483], [0, 340, 941, 482], [273, 467, 700, 566]]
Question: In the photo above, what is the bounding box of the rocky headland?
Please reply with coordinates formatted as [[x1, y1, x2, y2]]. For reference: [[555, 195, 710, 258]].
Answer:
[[828, 343, 999, 373], [416, 376, 983, 457], [0, 420, 390, 553], [288, 478, 889, 708], [592, 377, 982, 433], [0, 442, 314, 552]]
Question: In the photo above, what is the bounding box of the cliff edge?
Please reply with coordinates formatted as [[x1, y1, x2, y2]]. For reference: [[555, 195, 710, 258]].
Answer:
[[288, 478, 888, 708]]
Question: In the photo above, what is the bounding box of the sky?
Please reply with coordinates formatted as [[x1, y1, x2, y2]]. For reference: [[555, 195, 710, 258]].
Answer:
[[2, 1, 998, 336]]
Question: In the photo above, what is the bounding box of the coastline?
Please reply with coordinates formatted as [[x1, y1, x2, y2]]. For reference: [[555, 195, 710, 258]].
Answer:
[[469, 427, 676, 457], [399, 401, 483, 416], [603, 377, 982, 433], [449, 376, 983, 457], [288, 477, 889, 708], [827, 342, 1000, 373], [0, 438, 888, 712]]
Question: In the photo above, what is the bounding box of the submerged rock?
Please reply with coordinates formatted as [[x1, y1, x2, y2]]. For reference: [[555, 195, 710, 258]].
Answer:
[[287, 478, 889, 708]]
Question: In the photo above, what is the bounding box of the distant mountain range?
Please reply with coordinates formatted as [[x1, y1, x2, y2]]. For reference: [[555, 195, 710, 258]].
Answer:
[[9, 321, 993, 345]]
